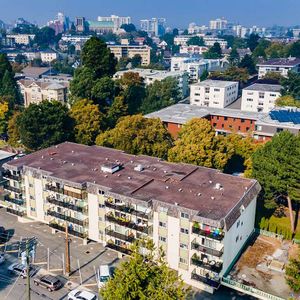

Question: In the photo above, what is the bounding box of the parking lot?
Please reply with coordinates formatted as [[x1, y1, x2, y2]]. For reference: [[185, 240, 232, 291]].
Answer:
[[0, 207, 119, 299]]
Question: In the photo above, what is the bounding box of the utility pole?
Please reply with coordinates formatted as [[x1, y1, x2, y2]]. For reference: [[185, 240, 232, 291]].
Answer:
[[65, 224, 71, 276], [26, 239, 31, 300]]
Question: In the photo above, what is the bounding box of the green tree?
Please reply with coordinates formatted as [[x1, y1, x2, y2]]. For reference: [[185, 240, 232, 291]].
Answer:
[[18, 101, 73, 151], [131, 54, 142, 68], [106, 95, 128, 128], [96, 115, 173, 159], [100, 239, 191, 300], [81, 37, 117, 78], [276, 95, 300, 108], [252, 40, 271, 59], [1, 70, 19, 100], [34, 27, 56, 47], [210, 66, 249, 83], [118, 72, 145, 114], [228, 48, 240, 65], [288, 41, 300, 58], [265, 43, 287, 58], [0, 98, 10, 134], [281, 72, 300, 100], [91, 77, 115, 107], [238, 54, 256, 75], [187, 36, 204, 46], [120, 23, 136, 33], [140, 77, 180, 114], [200, 70, 209, 81], [69, 67, 95, 101], [70, 99, 103, 145], [247, 33, 260, 51], [7, 111, 21, 147], [285, 251, 300, 292], [263, 71, 284, 82], [252, 131, 300, 233], [168, 118, 234, 171], [204, 42, 222, 59]]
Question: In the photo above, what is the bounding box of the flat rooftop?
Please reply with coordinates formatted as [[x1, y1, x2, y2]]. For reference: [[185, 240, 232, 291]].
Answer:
[[192, 79, 238, 88], [243, 83, 282, 93], [257, 57, 300, 67], [145, 104, 264, 124], [5, 142, 258, 225]]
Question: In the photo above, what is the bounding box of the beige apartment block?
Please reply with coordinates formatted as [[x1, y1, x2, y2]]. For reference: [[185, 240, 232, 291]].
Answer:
[[18, 79, 68, 107], [1, 142, 260, 293]]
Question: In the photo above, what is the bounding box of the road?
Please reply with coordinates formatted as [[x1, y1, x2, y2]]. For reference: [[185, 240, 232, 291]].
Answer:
[[0, 208, 252, 300]]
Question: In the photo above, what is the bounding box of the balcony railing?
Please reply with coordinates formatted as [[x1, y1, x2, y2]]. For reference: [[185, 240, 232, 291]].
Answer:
[[105, 229, 135, 243], [45, 184, 86, 200], [191, 257, 223, 273], [4, 195, 24, 206], [3, 172, 21, 181], [47, 197, 87, 213], [47, 210, 88, 227], [105, 214, 150, 234], [105, 201, 150, 219], [106, 242, 132, 255], [4, 185, 22, 194], [192, 226, 224, 241], [191, 241, 223, 258], [49, 222, 88, 239], [191, 272, 220, 289], [6, 207, 25, 217]]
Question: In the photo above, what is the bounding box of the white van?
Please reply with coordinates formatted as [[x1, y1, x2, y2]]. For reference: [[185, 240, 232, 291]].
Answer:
[[97, 265, 111, 288]]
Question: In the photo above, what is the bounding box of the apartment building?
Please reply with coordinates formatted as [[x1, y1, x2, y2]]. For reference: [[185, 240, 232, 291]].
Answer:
[[40, 50, 58, 63], [113, 68, 189, 97], [241, 84, 282, 113], [145, 103, 300, 141], [179, 45, 209, 55], [171, 54, 228, 82], [209, 18, 228, 30], [6, 34, 35, 45], [18, 79, 68, 107], [257, 57, 300, 79], [140, 18, 166, 36], [190, 80, 239, 108], [108, 44, 151, 66], [1, 142, 260, 293], [203, 37, 228, 50]]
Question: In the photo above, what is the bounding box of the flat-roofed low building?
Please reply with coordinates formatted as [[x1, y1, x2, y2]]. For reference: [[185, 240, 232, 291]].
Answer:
[[40, 50, 58, 63], [108, 44, 151, 66], [6, 34, 35, 45], [257, 57, 300, 79], [1, 142, 260, 293], [190, 80, 239, 108], [241, 83, 282, 113], [113, 68, 189, 97]]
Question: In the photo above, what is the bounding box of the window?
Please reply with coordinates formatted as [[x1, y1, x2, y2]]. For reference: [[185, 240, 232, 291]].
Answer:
[[224, 117, 228, 121], [276, 128, 283, 133], [180, 228, 189, 234], [159, 236, 166, 242], [214, 88, 220, 92], [270, 93, 277, 97], [180, 243, 188, 249], [237, 220, 240, 228], [205, 87, 210, 93], [236, 235, 239, 242], [180, 212, 189, 219], [255, 125, 262, 131], [99, 203, 105, 208], [98, 190, 105, 195], [247, 98, 253, 102], [179, 257, 188, 264], [159, 221, 167, 228], [241, 119, 245, 123], [30, 207, 36, 212], [259, 92, 265, 99], [159, 206, 168, 213], [29, 183, 33, 188]]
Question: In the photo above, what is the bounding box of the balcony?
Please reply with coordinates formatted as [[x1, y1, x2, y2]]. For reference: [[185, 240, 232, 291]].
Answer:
[[4, 185, 22, 194], [191, 255, 223, 273], [3, 172, 21, 181], [105, 201, 150, 219], [45, 184, 86, 200], [106, 242, 132, 255], [191, 241, 223, 258], [192, 225, 224, 241], [191, 272, 220, 289], [105, 229, 135, 243], [6, 207, 25, 217], [49, 222, 88, 239], [4, 195, 24, 206], [105, 213, 150, 234], [47, 197, 87, 213], [47, 210, 88, 227]]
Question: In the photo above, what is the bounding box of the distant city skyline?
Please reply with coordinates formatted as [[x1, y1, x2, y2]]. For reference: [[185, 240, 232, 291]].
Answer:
[[1, 0, 300, 28]]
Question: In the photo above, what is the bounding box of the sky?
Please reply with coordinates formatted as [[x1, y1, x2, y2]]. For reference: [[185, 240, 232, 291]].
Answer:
[[1, 0, 300, 28]]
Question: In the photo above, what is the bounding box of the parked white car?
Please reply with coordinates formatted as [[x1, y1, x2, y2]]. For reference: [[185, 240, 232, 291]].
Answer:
[[68, 289, 98, 300]]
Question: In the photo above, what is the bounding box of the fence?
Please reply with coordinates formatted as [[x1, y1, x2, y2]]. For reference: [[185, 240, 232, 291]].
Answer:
[[222, 277, 285, 300], [255, 228, 284, 241]]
